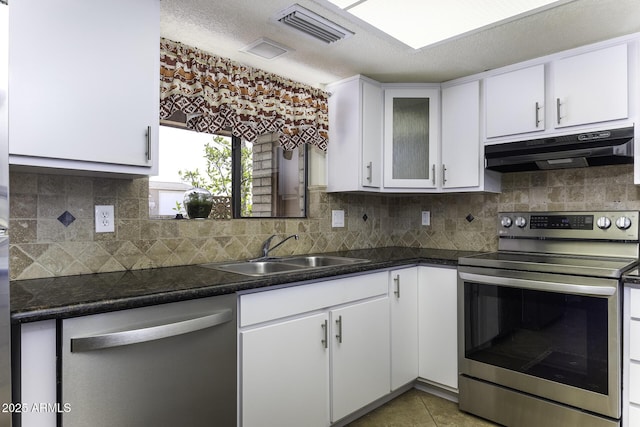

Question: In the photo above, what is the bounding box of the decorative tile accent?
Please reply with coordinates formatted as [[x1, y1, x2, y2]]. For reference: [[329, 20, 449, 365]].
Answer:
[[57, 211, 76, 227]]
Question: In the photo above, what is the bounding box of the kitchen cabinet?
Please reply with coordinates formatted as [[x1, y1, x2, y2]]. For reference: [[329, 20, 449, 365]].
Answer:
[[553, 44, 628, 129], [389, 267, 419, 390], [19, 320, 57, 427], [331, 296, 390, 421], [418, 266, 458, 390], [485, 64, 545, 138], [441, 80, 500, 192], [8, 0, 159, 176], [327, 75, 383, 191], [483, 43, 629, 142], [383, 86, 440, 189], [624, 286, 640, 427], [239, 272, 390, 426], [241, 312, 330, 427]]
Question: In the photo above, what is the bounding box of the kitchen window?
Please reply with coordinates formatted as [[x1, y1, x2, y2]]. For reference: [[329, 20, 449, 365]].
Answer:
[[149, 119, 306, 219]]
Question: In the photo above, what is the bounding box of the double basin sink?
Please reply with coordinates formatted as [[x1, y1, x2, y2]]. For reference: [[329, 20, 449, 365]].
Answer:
[[202, 255, 370, 276]]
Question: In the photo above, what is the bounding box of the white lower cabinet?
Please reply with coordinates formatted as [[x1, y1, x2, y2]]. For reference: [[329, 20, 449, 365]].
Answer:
[[241, 312, 330, 427], [624, 286, 640, 427], [418, 266, 458, 390], [19, 320, 58, 427], [239, 272, 390, 427], [389, 267, 419, 390]]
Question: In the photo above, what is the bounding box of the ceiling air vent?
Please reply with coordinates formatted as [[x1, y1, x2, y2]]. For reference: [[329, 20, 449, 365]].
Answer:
[[274, 4, 354, 44]]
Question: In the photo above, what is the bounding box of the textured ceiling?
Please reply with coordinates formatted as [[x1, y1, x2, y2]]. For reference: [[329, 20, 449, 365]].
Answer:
[[160, 0, 640, 88]]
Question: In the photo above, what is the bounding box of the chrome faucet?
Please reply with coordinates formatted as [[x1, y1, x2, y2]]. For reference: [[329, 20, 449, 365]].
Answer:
[[255, 234, 299, 260]]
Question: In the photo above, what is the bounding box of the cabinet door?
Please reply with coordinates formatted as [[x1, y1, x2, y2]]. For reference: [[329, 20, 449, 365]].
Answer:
[[441, 81, 480, 189], [390, 268, 419, 390], [331, 296, 390, 422], [327, 76, 382, 192], [241, 312, 330, 427], [9, 0, 159, 174], [383, 88, 439, 189], [485, 64, 545, 138], [553, 44, 628, 128], [418, 266, 458, 390], [361, 79, 383, 188]]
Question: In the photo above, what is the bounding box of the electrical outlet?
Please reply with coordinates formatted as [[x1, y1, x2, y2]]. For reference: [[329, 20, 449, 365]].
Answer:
[[95, 205, 115, 233], [421, 211, 431, 226], [332, 210, 345, 228]]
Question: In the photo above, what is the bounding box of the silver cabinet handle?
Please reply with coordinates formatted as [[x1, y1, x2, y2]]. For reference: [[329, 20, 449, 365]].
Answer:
[[321, 319, 328, 349], [146, 125, 152, 161], [556, 98, 562, 125], [393, 274, 400, 298], [432, 164, 436, 186], [335, 315, 343, 343], [535, 102, 541, 127], [442, 164, 447, 186], [366, 161, 372, 182], [71, 309, 233, 352]]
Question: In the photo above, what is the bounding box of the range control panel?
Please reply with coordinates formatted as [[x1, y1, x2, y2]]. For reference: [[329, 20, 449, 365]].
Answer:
[[498, 211, 639, 241]]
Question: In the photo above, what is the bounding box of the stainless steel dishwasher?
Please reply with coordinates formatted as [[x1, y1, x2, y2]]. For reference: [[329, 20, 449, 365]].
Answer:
[[61, 293, 236, 427]]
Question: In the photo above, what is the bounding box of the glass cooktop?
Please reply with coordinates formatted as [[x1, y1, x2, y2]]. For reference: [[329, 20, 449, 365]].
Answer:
[[459, 251, 638, 278]]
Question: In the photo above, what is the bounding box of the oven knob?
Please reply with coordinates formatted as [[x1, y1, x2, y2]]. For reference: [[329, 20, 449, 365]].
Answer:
[[596, 216, 611, 229], [616, 216, 632, 230], [500, 217, 513, 228], [515, 216, 527, 228]]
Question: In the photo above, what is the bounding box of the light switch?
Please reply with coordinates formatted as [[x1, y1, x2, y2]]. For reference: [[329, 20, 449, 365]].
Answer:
[[332, 210, 345, 228], [422, 211, 431, 226]]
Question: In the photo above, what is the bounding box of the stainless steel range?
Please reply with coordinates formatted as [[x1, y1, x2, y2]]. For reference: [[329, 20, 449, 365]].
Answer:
[[458, 211, 640, 427]]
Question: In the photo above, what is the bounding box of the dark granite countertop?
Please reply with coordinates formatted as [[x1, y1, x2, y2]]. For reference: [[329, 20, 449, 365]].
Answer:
[[11, 247, 479, 323]]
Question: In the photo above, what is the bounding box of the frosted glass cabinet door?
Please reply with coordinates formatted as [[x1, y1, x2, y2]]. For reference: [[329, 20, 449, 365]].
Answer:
[[384, 88, 440, 189]]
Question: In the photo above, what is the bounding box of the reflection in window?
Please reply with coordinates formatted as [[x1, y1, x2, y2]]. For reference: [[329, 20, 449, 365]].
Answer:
[[241, 133, 306, 218]]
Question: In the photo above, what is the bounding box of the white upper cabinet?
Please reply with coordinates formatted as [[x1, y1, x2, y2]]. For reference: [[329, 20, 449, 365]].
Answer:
[[483, 42, 631, 142], [9, 0, 159, 176], [441, 80, 500, 192], [485, 64, 545, 138], [383, 87, 440, 189], [553, 44, 628, 128], [327, 76, 382, 192]]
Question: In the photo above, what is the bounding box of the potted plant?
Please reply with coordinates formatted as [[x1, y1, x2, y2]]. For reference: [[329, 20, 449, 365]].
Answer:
[[172, 201, 185, 219], [183, 186, 213, 219]]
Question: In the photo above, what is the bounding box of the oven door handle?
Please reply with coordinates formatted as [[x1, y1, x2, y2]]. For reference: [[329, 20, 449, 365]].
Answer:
[[458, 272, 616, 296]]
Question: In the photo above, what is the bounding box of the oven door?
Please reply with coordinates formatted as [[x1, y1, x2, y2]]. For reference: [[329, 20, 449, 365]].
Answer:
[[458, 265, 621, 419]]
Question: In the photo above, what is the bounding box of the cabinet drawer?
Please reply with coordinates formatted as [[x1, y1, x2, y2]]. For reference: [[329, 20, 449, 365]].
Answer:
[[240, 272, 388, 327], [631, 288, 640, 319], [629, 361, 640, 404]]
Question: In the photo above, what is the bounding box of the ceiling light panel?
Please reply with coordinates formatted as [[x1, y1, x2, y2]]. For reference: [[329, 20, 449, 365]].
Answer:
[[329, 0, 570, 49]]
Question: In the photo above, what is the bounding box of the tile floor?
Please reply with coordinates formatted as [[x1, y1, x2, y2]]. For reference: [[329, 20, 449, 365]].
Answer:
[[346, 389, 499, 427]]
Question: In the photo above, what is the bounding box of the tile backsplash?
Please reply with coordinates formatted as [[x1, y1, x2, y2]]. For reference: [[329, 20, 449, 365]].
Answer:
[[9, 164, 640, 280]]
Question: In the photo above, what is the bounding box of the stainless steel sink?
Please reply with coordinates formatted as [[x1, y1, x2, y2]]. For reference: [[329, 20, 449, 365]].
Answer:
[[201, 255, 369, 276], [277, 255, 368, 268]]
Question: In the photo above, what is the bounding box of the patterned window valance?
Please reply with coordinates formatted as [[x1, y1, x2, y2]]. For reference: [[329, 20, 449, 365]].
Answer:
[[159, 38, 329, 151]]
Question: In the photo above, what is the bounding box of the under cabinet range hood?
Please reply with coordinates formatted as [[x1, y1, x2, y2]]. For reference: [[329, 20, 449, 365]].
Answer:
[[485, 126, 634, 172]]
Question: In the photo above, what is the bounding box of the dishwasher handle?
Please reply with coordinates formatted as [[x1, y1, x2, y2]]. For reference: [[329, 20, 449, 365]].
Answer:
[[71, 309, 233, 353]]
